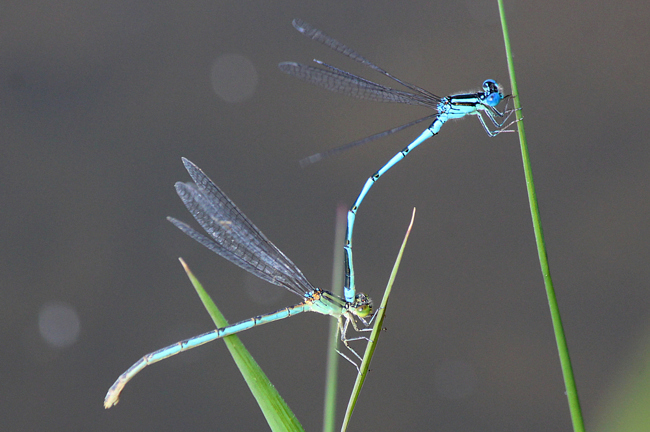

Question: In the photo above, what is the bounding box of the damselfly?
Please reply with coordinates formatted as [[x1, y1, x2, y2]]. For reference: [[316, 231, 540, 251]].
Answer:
[[104, 158, 373, 408], [279, 19, 519, 302]]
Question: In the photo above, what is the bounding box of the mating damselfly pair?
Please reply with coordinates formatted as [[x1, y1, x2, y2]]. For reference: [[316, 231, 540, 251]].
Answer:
[[105, 19, 518, 408]]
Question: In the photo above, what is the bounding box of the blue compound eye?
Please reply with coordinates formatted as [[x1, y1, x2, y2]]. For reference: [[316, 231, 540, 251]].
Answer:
[[483, 79, 498, 93], [485, 92, 502, 107]]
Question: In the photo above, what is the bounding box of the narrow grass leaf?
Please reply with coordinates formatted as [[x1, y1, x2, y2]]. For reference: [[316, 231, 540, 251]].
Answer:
[[323, 205, 348, 432], [340, 208, 416, 432], [497, 2, 585, 431], [179, 258, 304, 432]]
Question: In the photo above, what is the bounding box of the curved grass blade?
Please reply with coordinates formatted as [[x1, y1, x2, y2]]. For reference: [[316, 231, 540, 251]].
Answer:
[[340, 208, 416, 432], [179, 258, 304, 432]]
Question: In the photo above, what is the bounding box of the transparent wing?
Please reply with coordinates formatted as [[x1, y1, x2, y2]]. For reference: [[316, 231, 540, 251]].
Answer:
[[279, 61, 435, 107], [170, 158, 316, 296], [290, 18, 441, 102]]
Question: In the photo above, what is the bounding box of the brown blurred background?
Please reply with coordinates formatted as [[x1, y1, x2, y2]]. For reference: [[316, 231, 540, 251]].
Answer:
[[2, 0, 649, 430]]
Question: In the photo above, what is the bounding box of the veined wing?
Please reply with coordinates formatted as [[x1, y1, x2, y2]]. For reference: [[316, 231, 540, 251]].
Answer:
[[170, 158, 315, 296], [290, 18, 441, 102], [279, 61, 435, 107]]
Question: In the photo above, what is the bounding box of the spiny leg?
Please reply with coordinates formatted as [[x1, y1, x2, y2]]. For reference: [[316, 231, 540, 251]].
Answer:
[[476, 109, 522, 136], [336, 349, 362, 373]]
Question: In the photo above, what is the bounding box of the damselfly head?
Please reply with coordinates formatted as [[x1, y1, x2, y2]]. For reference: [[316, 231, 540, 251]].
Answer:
[[482, 79, 498, 93], [352, 293, 373, 318], [482, 79, 505, 107]]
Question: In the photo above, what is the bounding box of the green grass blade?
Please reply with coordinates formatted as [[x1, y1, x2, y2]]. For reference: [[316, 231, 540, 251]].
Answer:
[[340, 208, 416, 432], [496, 3, 585, 431], [323, 205, 348, 432], [178, 258, 304, 432]]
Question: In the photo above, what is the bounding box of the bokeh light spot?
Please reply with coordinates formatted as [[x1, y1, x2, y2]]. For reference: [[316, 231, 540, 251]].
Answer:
[[38, 301, 81, 348], [210, 54, 259, 103]]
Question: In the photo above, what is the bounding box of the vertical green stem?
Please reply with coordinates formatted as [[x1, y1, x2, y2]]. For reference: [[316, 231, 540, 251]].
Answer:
[[323, 205, 348, 432], [496, 2, 585, 431]]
